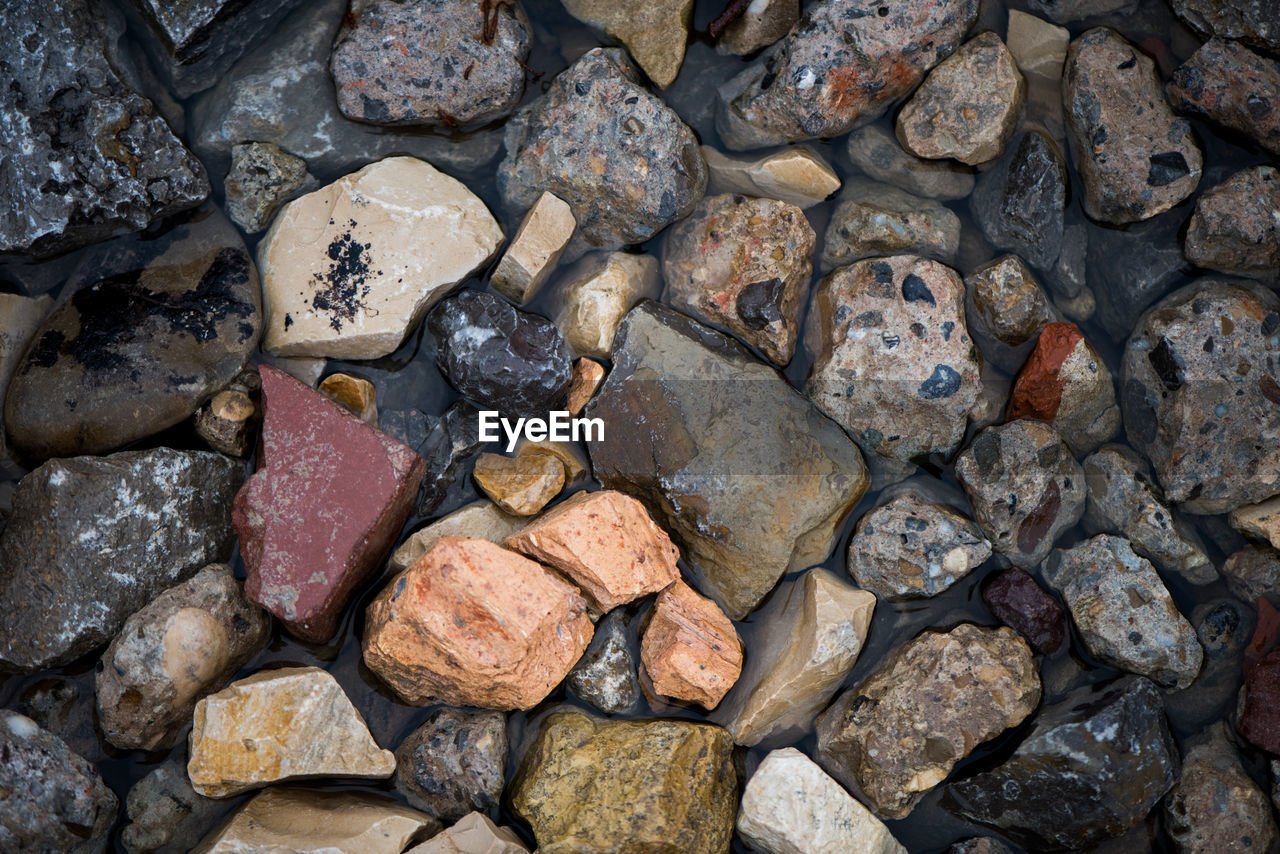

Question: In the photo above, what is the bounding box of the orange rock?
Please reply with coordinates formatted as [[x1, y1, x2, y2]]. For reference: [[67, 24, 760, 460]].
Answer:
[[363, 536, 593, 710], [504, 490, 681, 611], [641, 580, 743, 710], [1008, 321, 1082, 421], [566, 358, 606, 415]]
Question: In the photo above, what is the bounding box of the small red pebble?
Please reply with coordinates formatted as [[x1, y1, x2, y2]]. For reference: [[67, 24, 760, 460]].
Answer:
[[982, 567, 1068, 656], [1009, 322, 1085, 422]]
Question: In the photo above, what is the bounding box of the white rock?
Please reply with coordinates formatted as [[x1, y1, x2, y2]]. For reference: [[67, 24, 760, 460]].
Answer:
[[406, 812, 530, 854], [551, 251, 661, 359], [738, 748, 907, 854], [491, 191, 576, 305], [702, 145, 840, 209], [258, 155, 503, 359]]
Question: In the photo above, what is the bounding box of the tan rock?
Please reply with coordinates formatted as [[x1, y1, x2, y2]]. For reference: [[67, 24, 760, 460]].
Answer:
[[192, 788, 439, 854], [318, 372, 377, 425], [406, 812, 530, 854], [702, 145, 840, 209], [1231, 496, 1280, 550], [641, 580, 743, 710], [390, 502, 526, 573], [1006, 10, 1070, 143], [560, 0, 694, 88], [566, 358, 605, 415], [187, 666, 395, 797], [259, 156, 503, 359], [0, 293, 53, 460], [504, 489, 681, 611], [472, 451, 565, 516], [712, 569, 875, 747], [515, 438, 589, 485], [363, 536, 593, 709], [717, 0, 799, 56], [551, 251, 661, 359], [490, 191, 576, 305]]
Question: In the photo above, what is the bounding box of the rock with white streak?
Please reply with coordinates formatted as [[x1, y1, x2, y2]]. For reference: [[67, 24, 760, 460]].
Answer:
[[551, 251, 661, 359], [490, 192, 576, 305], [702, 145, 841, 209]]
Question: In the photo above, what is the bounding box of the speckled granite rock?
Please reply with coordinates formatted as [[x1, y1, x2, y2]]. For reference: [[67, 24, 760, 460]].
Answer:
[[122, 759, 223, 854], [395, 708, 508, 822], [1165, 723, 1278, 854], [567, 609, 642, 715], [846, 124, 975, 200], [560, 0, 693, 88], [1185, 165, 1280, 282], [1170, 0, 1280, 55], [1167, 38, 1280, 157], [0, 447, 239, 672], [969, 130, 1067, 271], [224, 142, 317, 234], [821, 180, 960, 270]]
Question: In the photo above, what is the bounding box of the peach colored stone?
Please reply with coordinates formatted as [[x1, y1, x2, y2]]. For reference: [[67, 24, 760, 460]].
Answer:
[[566, 358, 605, 415], [641, 580, 743, 710], [504, 489, 681, 611], [363, 536, 593, 710]]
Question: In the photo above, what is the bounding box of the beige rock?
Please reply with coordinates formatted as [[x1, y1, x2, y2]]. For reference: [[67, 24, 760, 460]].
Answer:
[[0, 293, 53, 460], [641, 580, 743, 710], [702, 145, 840, 209], [187, 666, 395, 797], [259, 155, 503, 359], [738, 748, 907, 854], [259, 352, 326, 387], [490, 192, 576, 305], [717, 0, 800, 56], [566, 358, 605, 415], [504, 489, 681, 611], [1006, 10, 1069, 143], [1232, 496, 1280, 550], [390, 501, 527, 573], [192, 788, 439, 854], [318, 372, 377, 425], [406, 812, 530, 854], [515, 438, 588, 485], [551, 251, 661, 359], [472, 451, 565, 516], [560, 0, 694, 88], [713, 569, 874, 747], [363, 536, 593, 709]]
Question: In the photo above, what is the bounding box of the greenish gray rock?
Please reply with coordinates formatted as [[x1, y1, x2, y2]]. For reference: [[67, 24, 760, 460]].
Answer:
[[821, 179, 961, 271]]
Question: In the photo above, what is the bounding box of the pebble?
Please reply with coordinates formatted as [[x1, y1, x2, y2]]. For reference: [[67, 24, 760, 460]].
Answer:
[[846, 485, 991, 601], [968, 130, 1068, 271], [738, 748, 907, 854], [390, 501, 526, 573], [259, 156, 503, 360], [505, 489, 680, 611], [1224, 545, 1280, 603], [964, 254, 1059, 373], [1185, 165, 1280, 282], [551, 251, 661, 359], [1063, 27, 1203, 224], [560, 0, 693, 88], [1170, 0, 1280, 55], [407, 812, 530, 854], [224, 141, 317, 234], [982, 567, 1069, 655], [472, 451, 566, 517], [816, 623, 1040, 819], [662, 193, 815, 365], [1121, 280, 1280, 514], [641, 580, 744, 710], [712, 568, 875, 747], [566, 358, 605, 415], [896, 32, 1026, 166], [1008, 321, 1120, 456], [193, 788, 438, 854], [566, 609, 642, 714], [1165, 723, 1279, 854], [430, 290, 573, 418], [588, 301, 867, 619], [1088, 210, 1186, 339], [330, 0, 531, 127], [0, 292, 52, 460], [318, 372, 378, 425], [415, 399, 489, 516], [0, 447, 240, 671], [715, 0, 798, 55], [5, 210, 261, 461], [955, 419, 1086, 567], [805, 254, 983, 462], [845, 124, 975, 200], [702, 145, 841, 209], [509, 709, 737, 854], [498, 48, 707, 258], [0, 710, 118, 853], [491, 192, 577, 306], [194, 369, 262, 457], [1083, 445, 1214, 583], [363, 536, 592, 709], [945, 676, 1179, 850], [234, 365, 424, 642], [1232, 496, 1280, 550], [1044, 534, 1204, 689], [821, 179, 961, 270], [1006, 10, 1070, 143], [396, 707, 508, 822], [1242, 649, 1280, 753], [0, 0, 209, 256], [714, 0, 978, 149], [1167, 38, 1280, 157], [96, 564, 271, 751], [122, 759, 222, 854]]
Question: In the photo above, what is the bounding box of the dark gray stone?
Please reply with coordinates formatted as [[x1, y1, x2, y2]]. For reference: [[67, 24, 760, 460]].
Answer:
[[1171, 0, 1280, 55], [121, 759, 227, 854], [567, 610, 641, 715], [968, 130, 1067, 271], [1088, 211, 1187, 340], [395, 707, 508, 822]]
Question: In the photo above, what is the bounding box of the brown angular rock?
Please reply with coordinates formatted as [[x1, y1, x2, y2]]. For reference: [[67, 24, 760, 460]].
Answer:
[[1006, 10, 1069, 143], [363, 536, 593, 709], [566, 358, 605, 415], [1185, 165, 1280, 282], [472, 451, 565, 517], [1168, 38, 1280, 157], [965, 254, 1059, 374], [551, 251, 662, 359], [504, 489, 680, 611], [319, 372, 378, 425], [560, 0, 693, 88], [641, 580, 743, 710]]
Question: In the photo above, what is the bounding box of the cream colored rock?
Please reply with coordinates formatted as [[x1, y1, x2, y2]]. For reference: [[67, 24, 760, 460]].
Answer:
[[406, 812, 530, 854], [472, 451, 566, 516], [259, 156, 503, 360], [1006, 10, 1069, 143], [560, 0, 694, 88], [505, 489, 681, 611], [318, 372, 377, 425], [738, 748, 907, 854], [641, 580, 743, 710], [702, 145, 840, 209], [390, 502, 527, 573], [192, 788, 438, 854], [490, 192, 576, 305], [0, 293, 53, 459], [712, 569, 875, 747], [566, 358, 605, 415], [551, 251, 661, 359], [187, 666, 395, 797], [1232, 496, 1280, 550]]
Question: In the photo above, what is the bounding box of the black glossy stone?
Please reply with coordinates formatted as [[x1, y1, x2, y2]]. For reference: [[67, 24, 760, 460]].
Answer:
[[416, 399, 491, 516], [969, 130, 1067, 271]]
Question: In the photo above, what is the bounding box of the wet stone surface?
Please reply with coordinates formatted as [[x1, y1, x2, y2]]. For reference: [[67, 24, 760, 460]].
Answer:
[[822, 180, 961, 271], [1184, 165, 1280, 282], [968, 130, 1068, 271], [1167, 37, 1280, 157], [395, 707, 508, 823]]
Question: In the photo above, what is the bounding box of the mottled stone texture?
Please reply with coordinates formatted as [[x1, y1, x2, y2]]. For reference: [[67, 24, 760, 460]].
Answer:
[[965, 254, 1058, 373], [1168, 38, 1280, 157], [234, 365, 423, 642], [0, 448, 240, 672], [567, 609, 641, 715], [0, 0, 208, 257], [224, 142, 316, 234], [587, 301, 867, 619], [472, 451, 565, 517], [1185, 165, 1280, 282], [510, 709, 737, 854], [552, 251, 661, 360], [1164, 724, 1279, 854], [1171, 0, 1280, 54], [821, 179, 960, 270], [396, 708, 508, 822]]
